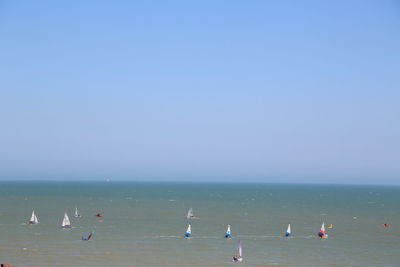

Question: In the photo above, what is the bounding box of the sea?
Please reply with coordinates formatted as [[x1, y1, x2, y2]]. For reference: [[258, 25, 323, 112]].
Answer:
[[0, 182, 399, 267]]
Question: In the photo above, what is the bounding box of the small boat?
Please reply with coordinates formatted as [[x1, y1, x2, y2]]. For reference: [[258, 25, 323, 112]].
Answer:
[[383, 223, 391, 227], [94, 213, 103, 218], [186, 208, 197, 219], [184, 224, 192, 238], [318, 222, 328, 239], [61, 212, 71, 229], [232, 239, 243, 262], [74, 206, 81, 218], [28, 210, 39, 225], [225, 224, 232, 238], [285, 223, 291, 237]]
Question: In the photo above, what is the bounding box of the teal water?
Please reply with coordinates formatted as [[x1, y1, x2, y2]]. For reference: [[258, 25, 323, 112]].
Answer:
[[0, 182, 399, 267]]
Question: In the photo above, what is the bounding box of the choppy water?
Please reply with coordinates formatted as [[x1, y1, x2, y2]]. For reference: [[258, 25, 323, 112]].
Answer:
[[0, 182, 399, 266]]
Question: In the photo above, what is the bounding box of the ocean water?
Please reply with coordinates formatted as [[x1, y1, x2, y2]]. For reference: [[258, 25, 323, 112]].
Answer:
[[0, 182, 399, 267]]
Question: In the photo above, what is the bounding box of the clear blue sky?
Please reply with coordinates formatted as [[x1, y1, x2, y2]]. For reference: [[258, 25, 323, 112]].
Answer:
[[0, 0, 399, 184]]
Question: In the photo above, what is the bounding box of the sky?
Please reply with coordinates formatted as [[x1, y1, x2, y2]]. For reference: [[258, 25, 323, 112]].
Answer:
[[0, 0, 399, 184]]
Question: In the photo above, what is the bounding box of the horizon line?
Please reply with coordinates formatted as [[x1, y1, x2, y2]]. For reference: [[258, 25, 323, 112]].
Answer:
[[0, 179, 398, 187]]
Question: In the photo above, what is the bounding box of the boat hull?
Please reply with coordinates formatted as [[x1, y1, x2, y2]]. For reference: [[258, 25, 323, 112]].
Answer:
[[233, 257, 243, 262], [318, 232, 328, 238]]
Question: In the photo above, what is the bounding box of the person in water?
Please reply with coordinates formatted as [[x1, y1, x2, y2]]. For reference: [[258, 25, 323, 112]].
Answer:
[[383, 223, 391, 227], [232, 256, 239, 262]]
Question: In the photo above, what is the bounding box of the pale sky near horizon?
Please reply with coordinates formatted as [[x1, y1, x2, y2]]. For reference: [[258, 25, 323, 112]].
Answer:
[[0, 1, 399, 184]]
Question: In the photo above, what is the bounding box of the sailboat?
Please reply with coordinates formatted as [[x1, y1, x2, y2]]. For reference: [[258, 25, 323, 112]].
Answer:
[[82, 232, 93, 241], [186, 208, 196, 219], [318, 222, 328, 238], [184, 224, 192, 238], [232, 239, 243, 262], [28, 210, 39, 224], [285, 223, 291, 237], [74, 206, 81, 218], [225, 224, 232, 238], [61, 212, 71, 229]]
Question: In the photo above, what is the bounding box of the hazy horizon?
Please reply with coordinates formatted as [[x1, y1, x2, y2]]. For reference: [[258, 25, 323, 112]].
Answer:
[[0, 178, 399, 187], [1, 1, 399, 184]]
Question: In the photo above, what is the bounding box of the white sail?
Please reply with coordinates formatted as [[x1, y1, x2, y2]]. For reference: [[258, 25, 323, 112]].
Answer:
[[30, 210, 35, 222], [227, 224, 231, 235], [287, 224, 291, 234], [29, 210, 38, 224], [74, 206, 80, 217], [186, 208, 194, 219], [238, 240, 243, 257], [321, 222, 325, 232], [186, 224, 191, 234], [232, 239, 243, 262], [62, 212, 71, 228]]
